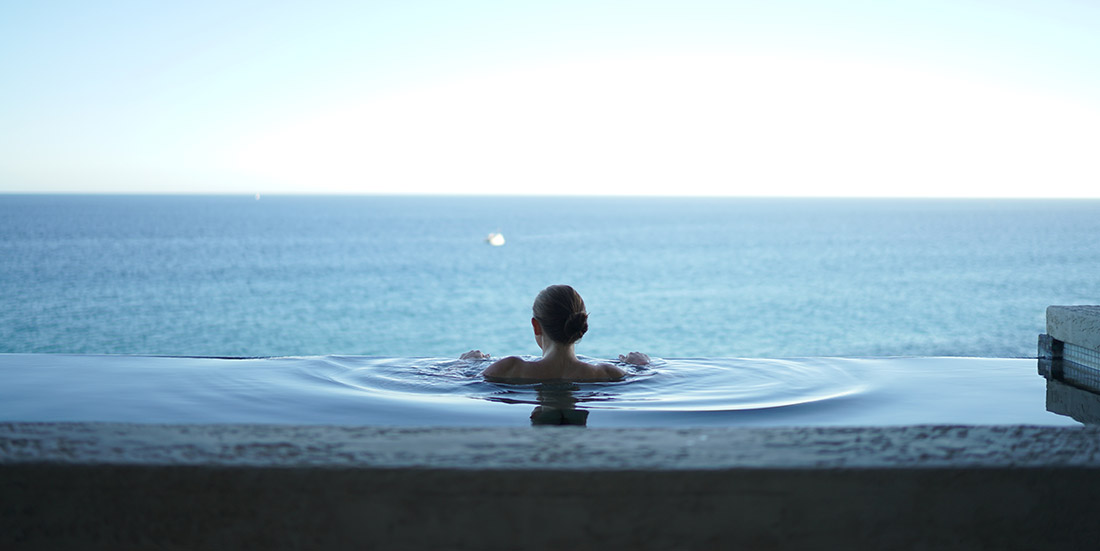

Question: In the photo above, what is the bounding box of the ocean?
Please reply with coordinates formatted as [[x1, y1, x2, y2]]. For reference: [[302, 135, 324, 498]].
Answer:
[[2, 194, 1098, 359]]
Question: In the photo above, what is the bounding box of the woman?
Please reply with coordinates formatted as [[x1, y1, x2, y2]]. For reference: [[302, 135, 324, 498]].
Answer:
[[463, 284, 649, 382]]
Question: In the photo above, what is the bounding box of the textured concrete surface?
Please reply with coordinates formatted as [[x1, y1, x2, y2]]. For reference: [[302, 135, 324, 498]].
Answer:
[[5, 423, 1100, 550], [1047, 305, 1100, 352], [3, 422, 1100, 469]]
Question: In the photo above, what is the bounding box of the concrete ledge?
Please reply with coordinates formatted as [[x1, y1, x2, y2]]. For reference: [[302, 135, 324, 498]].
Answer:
[[4, 422, 1100, 469], [5, 423, 1100, 549], [1047, 305, 1100, 353]]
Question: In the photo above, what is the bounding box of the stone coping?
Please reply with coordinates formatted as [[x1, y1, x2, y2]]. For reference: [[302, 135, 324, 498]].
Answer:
[[4, 422, 1100, 470], [7, 423, 1100, 550], [1047, 305, 1100, 352]]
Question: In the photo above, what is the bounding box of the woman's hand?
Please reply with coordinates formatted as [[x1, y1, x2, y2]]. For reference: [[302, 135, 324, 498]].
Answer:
[[618, 351, 651, 365], [460, 350, 491, 360]]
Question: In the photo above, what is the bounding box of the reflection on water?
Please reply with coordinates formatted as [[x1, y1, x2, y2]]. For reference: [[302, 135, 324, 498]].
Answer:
[[1039, 344, 1100, 425], [477, 380, 592, 425], [1045, 380, 1100, 425], [529, 384, 589, 426]]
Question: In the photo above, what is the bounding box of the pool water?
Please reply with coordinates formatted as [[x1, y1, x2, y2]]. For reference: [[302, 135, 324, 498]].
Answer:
[[0, 354, 1075, 427]]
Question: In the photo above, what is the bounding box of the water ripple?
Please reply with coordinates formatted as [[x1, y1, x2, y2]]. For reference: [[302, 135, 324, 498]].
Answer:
[[325, 356, 866, 413]]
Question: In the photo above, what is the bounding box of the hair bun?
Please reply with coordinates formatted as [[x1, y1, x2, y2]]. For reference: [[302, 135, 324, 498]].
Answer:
[[532, 284, 589, 345], [564, 311, 589, 342]]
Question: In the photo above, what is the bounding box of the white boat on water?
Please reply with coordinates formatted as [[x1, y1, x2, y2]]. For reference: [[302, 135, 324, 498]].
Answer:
[[486, 232, 505, 246]]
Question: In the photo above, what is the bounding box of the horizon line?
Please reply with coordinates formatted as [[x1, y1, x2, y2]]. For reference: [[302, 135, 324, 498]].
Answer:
[[3, 191, 1100, 200]]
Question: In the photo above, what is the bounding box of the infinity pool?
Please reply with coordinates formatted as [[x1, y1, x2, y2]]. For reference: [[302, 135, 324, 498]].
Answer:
[[0, 354, 1076, 427]]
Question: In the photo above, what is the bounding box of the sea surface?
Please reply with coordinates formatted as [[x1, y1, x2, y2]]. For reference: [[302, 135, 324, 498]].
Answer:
[[2, 194, 1098, 359]]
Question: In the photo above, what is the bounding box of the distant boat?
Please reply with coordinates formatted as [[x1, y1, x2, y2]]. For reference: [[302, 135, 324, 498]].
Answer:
[[486, 232, 505, 246]]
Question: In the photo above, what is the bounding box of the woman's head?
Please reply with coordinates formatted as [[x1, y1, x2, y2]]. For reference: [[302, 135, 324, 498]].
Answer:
[[532, 285, 588, 345]]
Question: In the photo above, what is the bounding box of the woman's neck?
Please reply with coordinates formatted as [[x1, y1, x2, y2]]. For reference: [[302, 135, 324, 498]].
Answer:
[[540, 340, 577, 363]]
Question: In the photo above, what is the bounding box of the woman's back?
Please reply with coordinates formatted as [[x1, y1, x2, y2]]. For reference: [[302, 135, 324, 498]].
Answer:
[[482, 355, 624, 382]]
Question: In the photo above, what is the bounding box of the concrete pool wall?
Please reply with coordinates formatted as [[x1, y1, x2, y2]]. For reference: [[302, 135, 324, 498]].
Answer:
[[4, 422, 1100, 550], [4, 305, 1100, 550]]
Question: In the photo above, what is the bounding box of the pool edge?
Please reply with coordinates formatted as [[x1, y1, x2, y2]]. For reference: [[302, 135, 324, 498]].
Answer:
[[4, 422, 1100, 549]]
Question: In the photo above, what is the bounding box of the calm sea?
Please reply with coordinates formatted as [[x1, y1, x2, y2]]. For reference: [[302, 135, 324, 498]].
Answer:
[[2, 194, 1098, 359]]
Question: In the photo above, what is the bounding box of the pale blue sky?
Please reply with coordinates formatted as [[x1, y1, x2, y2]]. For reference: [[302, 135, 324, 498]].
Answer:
[[2, 0, 1098, 196]]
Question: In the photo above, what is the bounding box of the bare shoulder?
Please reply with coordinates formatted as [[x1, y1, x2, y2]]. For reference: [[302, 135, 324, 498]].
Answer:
[[482, 356, 523, 379], [596, 362, 627, 381]]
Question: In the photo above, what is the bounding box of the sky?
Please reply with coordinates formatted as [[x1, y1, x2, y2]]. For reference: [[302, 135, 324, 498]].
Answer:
[[1, 0, 1098, 197]]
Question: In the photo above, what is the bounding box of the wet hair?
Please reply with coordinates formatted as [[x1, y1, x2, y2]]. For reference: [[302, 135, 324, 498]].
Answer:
[[532, 284, 589, 345]]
